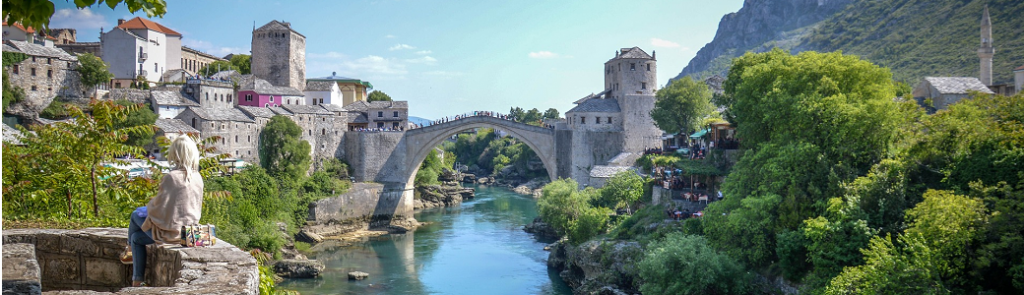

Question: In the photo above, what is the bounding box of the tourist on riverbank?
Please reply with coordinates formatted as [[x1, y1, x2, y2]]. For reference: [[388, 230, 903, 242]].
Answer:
[[122, 135, 204, 287]]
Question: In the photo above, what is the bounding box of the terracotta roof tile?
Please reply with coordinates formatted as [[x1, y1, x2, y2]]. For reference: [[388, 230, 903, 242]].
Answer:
[[115, 17, 182, 36]]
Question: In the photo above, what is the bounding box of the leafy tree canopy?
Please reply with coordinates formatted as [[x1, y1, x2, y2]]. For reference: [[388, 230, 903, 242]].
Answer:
[[229, 54, 251, 74], [77, 53, 113, 87], [2, 0, 167, 30], [367, 90, 392, 102], [258, 115, 311, 180], [198, 60, 236, 76], [651, 76, 715, 134]]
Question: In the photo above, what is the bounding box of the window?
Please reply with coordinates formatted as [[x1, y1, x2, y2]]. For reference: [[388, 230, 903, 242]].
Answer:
[[115, 82, 122, 88], [228, 94, 232, 102], [47, 69, 52, 78], [377, 111, 383, 117], [630, 63, 635, 71], [47, 58, 52, 64], [393, 111, 399, 117], [393, 122, 399, 128], [319, 98, 324, 104], [308, 130, 312, 135], [31, 68, 36, 76], [270, 96, 274, 102], [12, 65, 18, 74], [581, 117, 586, 124], [596, 117, 601, 124], [31, 85, 37, 91], [192, 118, 197, 128], [248, 135, 251, 142], [647, 64, 651, 71], [235, 135, 238, 143], [322, 129, 326, 135], [154, 63, 158, 72], [642, 82, 647, 90], [377, 122, 385, 128], [607, 117, 612, 124], [245, 94, 253, 101], [205, 93, 209, 101], [31, 57, 36, 62]]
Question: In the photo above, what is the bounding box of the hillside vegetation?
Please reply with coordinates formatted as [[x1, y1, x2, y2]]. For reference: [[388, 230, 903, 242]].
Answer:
[[678, 0, 1024, 85]]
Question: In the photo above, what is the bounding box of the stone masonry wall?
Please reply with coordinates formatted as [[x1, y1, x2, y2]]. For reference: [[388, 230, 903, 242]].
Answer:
[[343, 131, 405, 182], [308, 182, 384, 224], [2, 228, 258, 295], [570, 130, 624, 187], [5, 56, 83, 120]]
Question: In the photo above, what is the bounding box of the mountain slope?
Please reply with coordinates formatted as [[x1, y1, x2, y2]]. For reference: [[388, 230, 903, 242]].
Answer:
[[676, 0, 1024, 85]]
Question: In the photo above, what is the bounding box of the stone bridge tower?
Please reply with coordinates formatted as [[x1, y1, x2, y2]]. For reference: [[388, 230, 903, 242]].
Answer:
[[252, 20, 306, 90], [606, 47, 661, 157], [978, 6, 994, 86]]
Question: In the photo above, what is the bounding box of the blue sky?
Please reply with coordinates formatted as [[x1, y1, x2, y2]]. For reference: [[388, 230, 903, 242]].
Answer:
[[52, 0, 744, 119]]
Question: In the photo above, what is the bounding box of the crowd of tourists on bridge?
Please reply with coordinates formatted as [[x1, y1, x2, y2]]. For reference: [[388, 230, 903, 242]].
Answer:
[[410, 110, 558, 129], [350, 126, 406, 132]]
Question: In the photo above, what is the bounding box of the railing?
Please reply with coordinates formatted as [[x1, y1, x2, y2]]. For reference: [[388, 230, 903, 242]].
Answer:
[[138, 52, 148, 62]]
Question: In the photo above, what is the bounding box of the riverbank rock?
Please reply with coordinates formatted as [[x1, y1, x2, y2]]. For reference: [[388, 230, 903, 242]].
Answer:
[[273, 259, 325, 278], [415, 184, 474, 210], [296, 229, 324, 244], [524, 217, 560, 241], [548, 239, 643, 295], [348, 271, 369, 280]]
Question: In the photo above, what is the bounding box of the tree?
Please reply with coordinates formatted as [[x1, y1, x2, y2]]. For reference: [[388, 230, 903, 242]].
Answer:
[[537, 179, 612, 244], [639, 233, 751, 295], [367, 90, 392, 102], [2, 0, 167, 30], [596, 170, 644, 213], [77, 53, 113, 88], [259, 116, 311, 180], [543, 108, 560, 119], [650, 76, 715, 135], [415, 149, 444, 186], [113, 100, 157, 147], [198, 60, 236, 76], [509, 107, 524, 122], [229, 54, 251, 74]]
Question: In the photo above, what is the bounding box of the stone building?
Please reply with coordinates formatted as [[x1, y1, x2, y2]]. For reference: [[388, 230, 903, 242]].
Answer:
[[184, 78, 235, 109], [181, 45, 226, 76], [237, 75, 305, 107], [252, 20, 305, 91], [564, 46, 662, 185], [1015, 65, 1024, 94], [305, 72, 373, 106], [2, 40, 83, 120], [282, 105, 343, 160], [174, 107, 260, 162], [912, 77, 994, 112], [48, 28, 76, 45], [303, 80, 342, 106], [55, 42, 102, 57], [148, 118, 200, 159], [978, 6, 994, 86], [150, 88, 200, 119], [2, 22, 56, 47], [100, 17, 183, 86], [343, 100, 408, 129]]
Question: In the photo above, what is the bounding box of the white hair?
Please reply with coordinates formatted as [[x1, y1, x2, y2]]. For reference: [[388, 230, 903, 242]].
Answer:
[[166, 135, 201, 178]]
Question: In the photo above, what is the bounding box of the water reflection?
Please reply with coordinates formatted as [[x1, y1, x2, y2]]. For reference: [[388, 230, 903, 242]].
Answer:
[[280, 185, 571, 295]]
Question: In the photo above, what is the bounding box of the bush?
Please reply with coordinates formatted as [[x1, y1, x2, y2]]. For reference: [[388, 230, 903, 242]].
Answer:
[[639, 233, 751, 295], [537, 179, 613, 244]]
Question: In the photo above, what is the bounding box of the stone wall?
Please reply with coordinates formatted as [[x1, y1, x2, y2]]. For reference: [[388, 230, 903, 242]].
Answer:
[[343, 131, 406, 182], [2, 243, 42, 295], [106, 88, 151, 104], [570, 130, 624, 187], [1, 228, 258, 295], [5, 56, 83, 120], [618, 94, 661, 154], [308, 182, 384, 224]]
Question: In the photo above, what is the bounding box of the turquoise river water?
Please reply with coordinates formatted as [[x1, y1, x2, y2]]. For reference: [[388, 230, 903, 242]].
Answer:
[[279, 185, 574, 295]]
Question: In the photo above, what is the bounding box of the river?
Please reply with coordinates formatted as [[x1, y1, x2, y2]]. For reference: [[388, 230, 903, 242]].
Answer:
[[279, 185, 573, 295]]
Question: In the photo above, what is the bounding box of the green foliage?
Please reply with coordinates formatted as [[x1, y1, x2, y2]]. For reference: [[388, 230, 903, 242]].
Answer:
[[259, 116, 311, 180], [543, 108, 560, 120], [318, 158, 350, 180], [537, 179, 613, 244], [415, 149, 444, 186], [651, 76, 715, 134], [635, 154, 680, 173], [825, 190, 987, 294], [595, 171, 644, 213], [113, 100, 157, 148], [638, 233, 751, 295], [76, 53, 114, 87], [703, 193, 782, 267], [198, 60, 237, 76], [367, 90, 392, 102], [2, 70, 26, 110], [1, 0, 167, 31], [229, 54, 252, 74], [40, 99, 71, 119], [442, 128, 547, 179], [2, 100, 154, 221], [2, 51, 28, 66]]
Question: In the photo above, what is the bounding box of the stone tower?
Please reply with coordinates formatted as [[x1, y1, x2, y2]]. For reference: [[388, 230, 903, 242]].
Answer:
[[252, 20, 306, 91], [978, 6, 994, 86], [605, 47, 661, 154]]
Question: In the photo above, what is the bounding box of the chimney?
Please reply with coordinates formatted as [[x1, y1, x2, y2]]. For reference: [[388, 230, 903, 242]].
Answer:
[[117, 19, 125, 26]]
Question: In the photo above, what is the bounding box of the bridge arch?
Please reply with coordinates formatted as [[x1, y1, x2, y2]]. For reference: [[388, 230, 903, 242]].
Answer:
[[401, 116, 559, 190]]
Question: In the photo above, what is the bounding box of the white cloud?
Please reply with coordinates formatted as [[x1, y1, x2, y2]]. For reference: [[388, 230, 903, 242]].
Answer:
[[182, 39, 248, 58], [307, 52, 409, 79], [388, 44, 416, 51], [528, 51, 559, 59], [415, 50, 432, 55], [50, 8, 107, 30], [650, 38, 681, 48], [385, 34, 396, 38], [405, 56, 437, 65]]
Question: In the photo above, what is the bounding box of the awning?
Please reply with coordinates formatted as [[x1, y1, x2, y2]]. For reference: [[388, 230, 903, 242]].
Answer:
[[690, 129, 709, 138]]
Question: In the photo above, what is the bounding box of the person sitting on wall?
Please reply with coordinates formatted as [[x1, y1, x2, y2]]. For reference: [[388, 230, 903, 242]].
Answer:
[[121, 135, 205, 287]]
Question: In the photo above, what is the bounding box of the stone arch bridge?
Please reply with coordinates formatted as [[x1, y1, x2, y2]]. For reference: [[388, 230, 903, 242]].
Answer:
[[342, 115, 573, 218]]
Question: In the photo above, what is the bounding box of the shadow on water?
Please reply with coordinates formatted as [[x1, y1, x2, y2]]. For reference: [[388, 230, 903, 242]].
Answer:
[[279, 185, 572, 295]]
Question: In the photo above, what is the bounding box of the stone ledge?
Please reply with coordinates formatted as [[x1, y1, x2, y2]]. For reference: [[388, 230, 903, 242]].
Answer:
[[3, 228, 258, 295], [3, 243, 42, 295]]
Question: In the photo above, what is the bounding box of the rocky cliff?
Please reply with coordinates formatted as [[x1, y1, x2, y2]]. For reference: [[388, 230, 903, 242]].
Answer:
[[675, 0, 854, 80], [675, 0, 1024, 85]]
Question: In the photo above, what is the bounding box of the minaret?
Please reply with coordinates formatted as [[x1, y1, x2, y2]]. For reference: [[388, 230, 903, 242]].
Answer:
[[979, 5, 994, 86]]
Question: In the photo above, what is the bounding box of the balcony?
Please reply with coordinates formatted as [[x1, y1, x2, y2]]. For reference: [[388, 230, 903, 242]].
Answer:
[[138, 52, 148, 62]]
